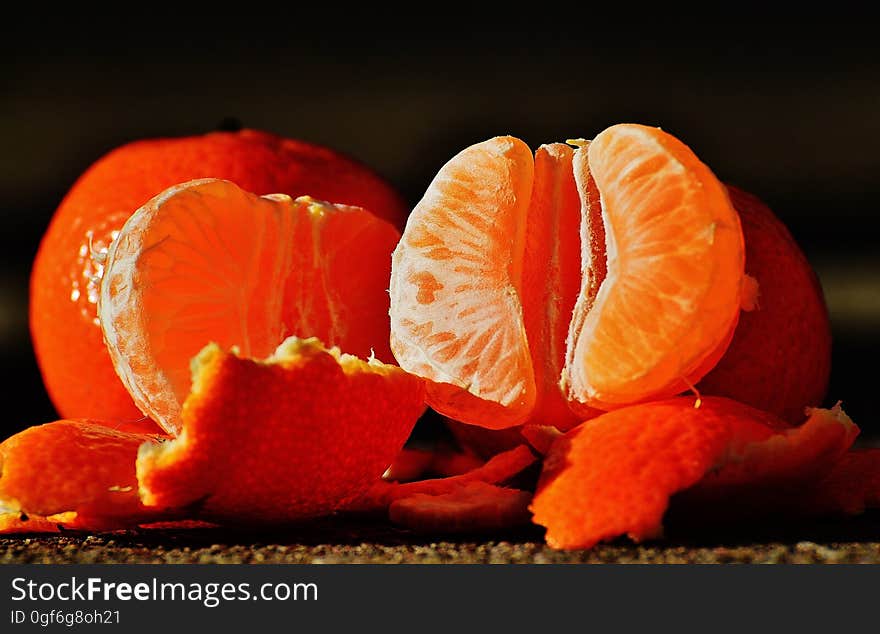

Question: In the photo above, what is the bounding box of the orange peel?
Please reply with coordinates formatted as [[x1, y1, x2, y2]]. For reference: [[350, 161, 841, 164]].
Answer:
[[136, 337, 425, 524], [531, 397, 857, 550], [389, 481, 532, 534], [0, 420, 172, 531]]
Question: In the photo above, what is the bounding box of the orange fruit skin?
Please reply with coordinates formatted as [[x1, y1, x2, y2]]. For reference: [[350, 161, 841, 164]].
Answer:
[[30, 129, 407, 423], [791, 449, 880, 516], [349, 444, 536, 512], [530, 397, 856, 550], [446, 419, 533, 461], [698, 186, 832, 423], [383, 445, 485, 482], [0, 513, 65, 535], [0, 419, 166, 527], [389, 481, 532, 534], [136, 340, 426, 524]]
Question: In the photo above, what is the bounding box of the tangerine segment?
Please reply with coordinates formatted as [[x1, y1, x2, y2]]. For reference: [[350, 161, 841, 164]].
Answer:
[[530, 397, 856, 550], [0, 420, 163, 523], [389, 137, 537, 429], [520, 144, 584, 430], [136, 337, 426, 524], [563, 124, 745, 410], [100, 179, 400, 434], [389, 481, 533, 534]]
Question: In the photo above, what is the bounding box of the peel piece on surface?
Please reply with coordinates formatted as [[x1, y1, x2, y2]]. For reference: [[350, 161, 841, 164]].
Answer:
[[136, 337, 425, 524], [349, 444, 537, 512], [788, 449, 880, 517], [0, 420, 178, 531], [389, 481, 533, 534], [531, 397, 857, 550], [0, 513, 67, 535]]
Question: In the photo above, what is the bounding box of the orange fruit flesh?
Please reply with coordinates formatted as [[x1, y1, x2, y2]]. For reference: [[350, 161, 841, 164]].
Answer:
[[563, 125, 745, 410], [390, 136, 537, 428], [443, 142, 604, 454], [520, 144, 588, 430], [101, 179, 400, 434], [530, 397, 857, 550], [391, 125, 745, 430], [390, 138, 588, 430], [136, 337, 426, 524]]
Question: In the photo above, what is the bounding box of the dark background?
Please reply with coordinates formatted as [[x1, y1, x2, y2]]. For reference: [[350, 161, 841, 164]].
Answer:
[[1, 17, 877, 437]]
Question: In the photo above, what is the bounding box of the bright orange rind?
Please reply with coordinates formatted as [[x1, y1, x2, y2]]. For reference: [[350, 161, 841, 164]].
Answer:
[[136, 337, 425, 524], [530, 397, 856, 550]]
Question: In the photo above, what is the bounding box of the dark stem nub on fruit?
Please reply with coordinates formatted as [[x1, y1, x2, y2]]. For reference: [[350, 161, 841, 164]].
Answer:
[[216, 117, 243, 132]]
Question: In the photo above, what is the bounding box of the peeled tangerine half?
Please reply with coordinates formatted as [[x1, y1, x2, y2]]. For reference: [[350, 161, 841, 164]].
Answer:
[[389, 124, 746, 430], [136, 337, 426, 524], [100, 178, 401, 435]]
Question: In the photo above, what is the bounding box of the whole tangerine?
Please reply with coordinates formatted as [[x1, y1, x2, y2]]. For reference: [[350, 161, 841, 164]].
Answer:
[[698, 185, 831, 422], [30, 129, 407, 422]]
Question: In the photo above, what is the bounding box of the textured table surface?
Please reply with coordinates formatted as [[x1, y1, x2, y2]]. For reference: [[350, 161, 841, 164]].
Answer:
[[3, 514, 880, 564]]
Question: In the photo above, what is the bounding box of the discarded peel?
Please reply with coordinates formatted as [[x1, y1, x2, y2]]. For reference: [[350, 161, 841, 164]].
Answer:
[[530, 397, 857, 550], [100, 179, 401, 434], [383, 449, 436, 483], [350, 444, 537, 512], [521, 425, 564, 456], [390, 125, 745, 430], [0, 513, 67, 535], [788, 449, 880, 517], [389, 481, 532, 534], [136, 337, 425, 524], [0, 420, 169, 529], [445, 419, 531, 460]]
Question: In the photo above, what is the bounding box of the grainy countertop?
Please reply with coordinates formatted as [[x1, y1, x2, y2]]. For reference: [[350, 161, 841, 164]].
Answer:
[[4, 514, 880, 564]]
